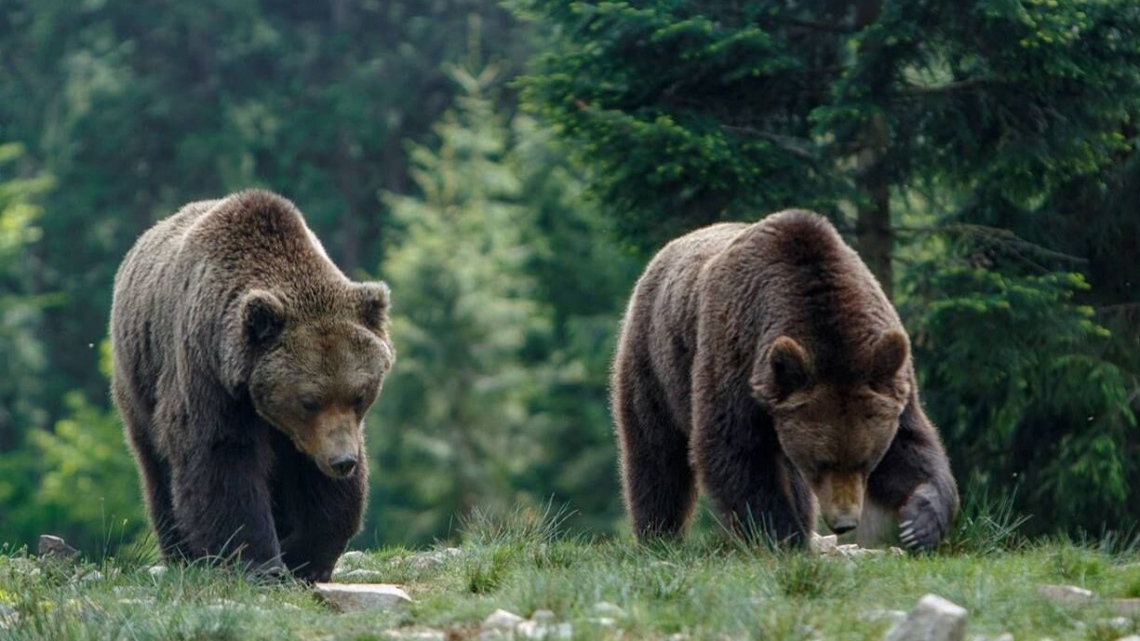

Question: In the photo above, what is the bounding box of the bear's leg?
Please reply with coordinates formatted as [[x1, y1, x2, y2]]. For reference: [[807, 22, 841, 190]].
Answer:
[[127, 429, 190, 560], [614, 364, 697, 540], [170, 436, 283, 576], [114, 385, 190, 560], [692, 399, 815, 545], [866, 397, 959, 551], [273, 439, 366, 583]]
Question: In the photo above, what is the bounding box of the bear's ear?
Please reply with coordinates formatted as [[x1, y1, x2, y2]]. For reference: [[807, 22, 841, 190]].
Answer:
[[868, 329, 909, 383], [357, 281, 391, 332], [752, 336, 813, 402], [241, 289, 286, 345]]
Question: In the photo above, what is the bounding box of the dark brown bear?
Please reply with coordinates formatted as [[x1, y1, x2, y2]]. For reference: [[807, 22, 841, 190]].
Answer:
[[110, 189, 395, 581], [611, 210, 958, 550]]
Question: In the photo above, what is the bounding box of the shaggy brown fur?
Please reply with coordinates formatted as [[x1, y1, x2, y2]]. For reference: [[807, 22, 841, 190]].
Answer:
[[110, 189, 395, 581], [611, 210, 958, 550]]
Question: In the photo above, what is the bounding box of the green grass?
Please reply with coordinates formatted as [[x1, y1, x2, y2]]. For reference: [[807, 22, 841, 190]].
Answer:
[[1, 507, 1139, 641]]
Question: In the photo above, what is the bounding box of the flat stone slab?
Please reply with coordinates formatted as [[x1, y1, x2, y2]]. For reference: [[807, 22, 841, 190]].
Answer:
[[1037, 584, 1096, 603], [314, 583, 412, 612], [884, 594, 968, 641]]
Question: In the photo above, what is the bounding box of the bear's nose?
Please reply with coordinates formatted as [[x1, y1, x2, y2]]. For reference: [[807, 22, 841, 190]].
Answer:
[[827, 514, 859, 535], [328, 454, 357, 477]]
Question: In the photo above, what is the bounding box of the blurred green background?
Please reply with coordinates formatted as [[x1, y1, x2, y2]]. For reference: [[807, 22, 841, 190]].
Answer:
[[1, 0, 1137, 554]]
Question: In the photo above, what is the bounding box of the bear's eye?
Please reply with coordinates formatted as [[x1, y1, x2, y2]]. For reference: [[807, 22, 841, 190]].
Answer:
[[299, 395, 320, 413]]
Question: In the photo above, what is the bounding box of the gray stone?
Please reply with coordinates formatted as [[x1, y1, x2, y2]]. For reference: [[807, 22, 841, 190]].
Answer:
[[333, 550, 367, 575], [0, 604, 19, 630], [531, 609, 556, 624], [483, 608, 525, 631], [516, 619, 572, 640], [810, 533, 838, 554], [405, 547, 463, 570], [340, 569, 388, 582], [884, 594, 968, 641], [314, 583, 412, 613], [38, 534, 78, 560], [385, 630, 446, 641], [592, 601, 625, 618], [1036, 584, 1095, 603], [148, 565, 168, 579], [1107, 599, 1140, 615]]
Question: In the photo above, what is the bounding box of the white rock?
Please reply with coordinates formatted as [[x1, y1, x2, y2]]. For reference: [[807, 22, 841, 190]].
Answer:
[[586, 617, 616, 627], [385, 630, 446, 640], [884, 594, 968, 641], [313, 583, 412, 612], [811, 533, 839, 554], [333, 550, 367, 574], [406, 547, 463, 570], [148, 565, 168, 579], [80, 570, 103, 582], [1108, 599, 1140, 615], [516, 620, 572, 640], [340, 569, 388, 582], [1113, 636, 1140, 641], [592, 601, 625, 618], [1036, 584, 1095, 603], [531, 609, 556, 624], [483, 608, 525, 631], [835, 544, 886, 558], [476, 631, 511, 641], [0, 605, 19, 630]]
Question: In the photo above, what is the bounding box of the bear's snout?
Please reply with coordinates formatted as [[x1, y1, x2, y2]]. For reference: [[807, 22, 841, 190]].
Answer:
[[816, 472, 865, 535], [328, 453, 358, 478]]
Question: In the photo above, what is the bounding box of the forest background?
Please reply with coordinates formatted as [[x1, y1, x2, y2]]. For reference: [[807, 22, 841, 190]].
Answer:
[[0, 0, 1138, 555]]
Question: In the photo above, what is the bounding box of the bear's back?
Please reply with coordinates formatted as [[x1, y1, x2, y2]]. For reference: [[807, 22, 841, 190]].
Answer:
[[704, 209, 901, 385]]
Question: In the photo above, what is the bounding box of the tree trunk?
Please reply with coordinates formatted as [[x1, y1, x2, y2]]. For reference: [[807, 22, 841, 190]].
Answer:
[[853, 0, 893, 298], [855, 114, 893, 298]]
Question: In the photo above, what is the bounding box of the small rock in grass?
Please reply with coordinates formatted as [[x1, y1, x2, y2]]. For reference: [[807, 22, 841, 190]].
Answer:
[[884, 594, 968, 641], [810, 533, 838, 554], [592, 601, 625, 618], [1113, 636, 1140, 641], [383, 629, 446, 640], [406, 547, 463, 570], [1037, 584, 1096, 603], [38, 534, 78, 561], [517, 619, 572, 640], [1108, 599, 1140, 615], [314, 583, 411, 612], [79, 570, 104, 583], [148, 565, 168, 579], [0, 604, 19, 630], [340, 569, 388, 582], [531, 609, 556, 624], [333, 550, 367, 575], [483, 608, 525, 631]]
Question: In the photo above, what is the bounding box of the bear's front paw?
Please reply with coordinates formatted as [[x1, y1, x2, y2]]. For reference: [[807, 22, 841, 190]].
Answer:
[[898, 483, 951, 552]]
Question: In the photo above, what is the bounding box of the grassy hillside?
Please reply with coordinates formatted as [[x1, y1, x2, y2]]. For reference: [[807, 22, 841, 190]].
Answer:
[[1, 506, 1138, 641]]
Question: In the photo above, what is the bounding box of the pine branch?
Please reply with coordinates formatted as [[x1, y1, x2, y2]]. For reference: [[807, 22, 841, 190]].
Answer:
[[896, 223, 1089, 264], [766, 17, 855, 35], [720, 125, 818, 162], [901, 77, 992, 97]]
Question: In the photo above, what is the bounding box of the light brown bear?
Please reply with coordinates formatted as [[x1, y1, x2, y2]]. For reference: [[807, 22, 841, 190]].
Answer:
[[611, 209, 958, 550], [110, 189, 395, 581]]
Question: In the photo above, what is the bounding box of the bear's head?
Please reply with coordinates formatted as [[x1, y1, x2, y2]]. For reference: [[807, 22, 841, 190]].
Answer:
[[239, 283, 394, 479], [750, 330, 910, 535]]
